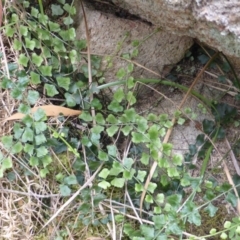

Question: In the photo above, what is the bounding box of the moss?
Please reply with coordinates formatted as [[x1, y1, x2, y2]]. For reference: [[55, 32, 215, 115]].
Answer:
[[186, 204, 235, 239]]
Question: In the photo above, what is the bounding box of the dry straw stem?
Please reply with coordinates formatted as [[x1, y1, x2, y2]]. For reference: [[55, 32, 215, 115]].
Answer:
[[139, 52, 219, 214], [80, 0, 96, 126]]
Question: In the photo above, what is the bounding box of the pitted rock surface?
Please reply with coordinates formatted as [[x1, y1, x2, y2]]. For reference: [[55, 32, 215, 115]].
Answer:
[[75, 1, 193, 83]]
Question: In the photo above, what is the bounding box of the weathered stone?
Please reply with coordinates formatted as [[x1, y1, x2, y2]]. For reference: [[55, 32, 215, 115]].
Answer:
[[112, 0, 240, 60], [75, 2, 193, 84]]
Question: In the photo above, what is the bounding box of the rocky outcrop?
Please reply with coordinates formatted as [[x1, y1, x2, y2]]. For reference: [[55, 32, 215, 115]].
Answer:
[[112, 0, 240, 61], [75, 2, 193, 83]]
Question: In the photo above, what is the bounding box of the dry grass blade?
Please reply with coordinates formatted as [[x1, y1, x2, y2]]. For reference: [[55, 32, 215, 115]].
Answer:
[[222, 160, 240, 214], [139, 52, 219, 214], [5, 105, 81, 121], [225, 138, 240, 176], [80, 1, 96, 126]]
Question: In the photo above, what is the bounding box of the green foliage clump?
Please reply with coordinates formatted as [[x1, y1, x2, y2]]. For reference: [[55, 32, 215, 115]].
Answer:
[[1, 0, 240, 239]]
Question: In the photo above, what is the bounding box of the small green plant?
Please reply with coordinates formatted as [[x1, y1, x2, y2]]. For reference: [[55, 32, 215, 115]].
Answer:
[[1, 1, 240, 239]]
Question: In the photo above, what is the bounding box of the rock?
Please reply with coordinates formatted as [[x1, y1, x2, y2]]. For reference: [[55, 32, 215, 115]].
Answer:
[[74, 1, 193, 86], [111, 0, 240, 61]]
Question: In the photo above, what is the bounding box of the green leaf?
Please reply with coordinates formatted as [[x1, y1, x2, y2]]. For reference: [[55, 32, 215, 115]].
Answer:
[[24, 144, 34, 155], [95, 113, 105, 124], [39, 66, 52, 76], [140, 224, 154, 238], [69, 49, 77, 64], [31, 7, 39, 17], [34, 122, 47, 134], [38, 13, 48, 25], [127, 63, 134, 73], [136, 116, 148, 133], [91, 98, 102, 110], [25, 38, 36, 50], [32, 53, 43, 67], [114, 88, 125, 102], [212, 102, 237, 124], [98, 150, 108, 161], [51, 4, 64, 16], [13, 39, 22, 50], [98, 180, 111, 189], [2, 136, 13, 149], [56, 76, 70, 91], [106, 114, 118, 124], [136, 170, 146, 182], [106, 125, 119, 137], [22, 115, 33, 127], [64, 175, 77, 185], [29, 156, 39, 166], [167, 167, 180, 177], [63, 3, 76, 15], [147, 182, 157, 194], [162, 143, 172, 156], [99, 168, 110, 179], [127, 92, 136, 105], [172, 154, 183, 166], [2, 158, 12, 169], [108, 100, 123, 113], [148, 124, 159, 140], [131, 48, 139, 57], [59, 28, 76, 41], [63, 16, 73, 25], [135, 183, 144, 192], [27, 90, 39, 104], [111, 178, 125, 188], [177, 117, 185, 125], [166, 194, 182, 208], [121, 125, 133, 136], [109, 162, 123, 175], [226, 192, 237, 207], [145, 194, 153, 203], [33, 108, 47, 121], [204, 203, 218, 217], [60, 184, 71, 196], [152, 215, 167, 229], [48, 21, 60, 32], [123, 158, 134, 170], [36, 146, 48, 157], [35, 134, 47, 145], [5, 26, 15, 37], [20, 25, 28, 36], [116, 68, 126, 80], [41, 155, 52, 168], [131, 132, 148, 143], [12, 142, 23, 154], [107, 145, 117, 157], [79, 111, 93, 122], [64, 93, 76, 107], [18, 103, 30, 114], [18, 54, 29, 67], [91, 125, 104, 135], [30, 72, 41, 84], [13, 123, 24, 139], [45, 84, 59, 97], [127, 77, 134, 89], [156, 193, 165, 204], [22, 128, 34, 142], [81, 135, 92, 147], [140, 153, 149, 165]]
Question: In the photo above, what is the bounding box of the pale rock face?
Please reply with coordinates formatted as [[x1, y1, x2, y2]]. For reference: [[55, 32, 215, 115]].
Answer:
[[74, 2, 193, 84], [112, 0, 240, 60]]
